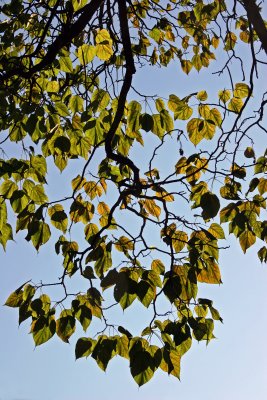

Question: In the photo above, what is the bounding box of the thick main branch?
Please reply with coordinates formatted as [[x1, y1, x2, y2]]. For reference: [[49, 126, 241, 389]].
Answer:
[[104, 0, 140, 185], [242, 0, 267, 54]]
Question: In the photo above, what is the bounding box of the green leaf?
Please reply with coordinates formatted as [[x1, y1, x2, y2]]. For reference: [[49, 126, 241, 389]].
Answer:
[[114, 271, 137, 310], [160, 109, 174, 132], [114, 235, 134, 252], [200, 192, 220, 220], [31, 316, 56, 346], [91, 89, 110, 112], [172, 231, 188, 253], [75, 337, 96, 359], [84, 118, 105, 145], [26, 221, 51, 250], [0, 222, 13, 249], [127, 100, 141, 133], [22, 284, 36, 302], [101, 269, 119, 290], [258, 178, 267, 195], [73, 303, 92, 332], [209, 306, 223, 322], [95, 29, 113, 60], [167, 94, 180, 112], [208, 223, 225, 239], [169, 349, 181, 378], [84, 222, 99, 243], [77, 44, 96, 65], [25, 182, 48, 204], [160, 347, 181, 378], [141, 113, 154, 132], [48, 204, 68, 233], [192, 318, 214, 342], [46, 81, 59, 93], [116, 335, 130, 358], [5, 289, 23, 307], [151, 114, 165, 138], [30, 155, 47, 179], [258, 246, 267, 263], [54, 154, 68, 172], [137, 280, 155, 307], [0, 180, 18, 198], [195, 305, 208, 317], [244, 147, 255, 159], [54, 136, 71, 153], [129, 341, 156, 386], [59, 56, 73, 72], [92, 336, 118, 371], [187, 118, 216, 145], [10, 190, 29, 213], [56, 309, 76, 343], [69, 95, 84, 113], [0, 200, 7, 231], [54, 101, 70, 117]]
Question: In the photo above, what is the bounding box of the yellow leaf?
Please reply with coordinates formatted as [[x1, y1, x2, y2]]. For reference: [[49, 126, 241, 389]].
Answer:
[[228, 97, 243, 114], [187, 118, 216, 145], [115, 236, 134, 252], [97, 201, 110, 216], [258, 178, 267, 195], [211, 36, 220, 48], [192, 54, 202, 71], [84, 181, 102, 200], [77, 44, 96, 65], [239, 230, 256, 253], [47, 81, 59, 93], [174, 102, 193, 120], [233, 83, 250, 98], [197, 260, 221, 284], [197, 90, 208, 101], [218, 89, 231, 103], [143, 199, 161, 219], [175, 157, 188, 174], [240, 31, 250, 43], [172, 231, 188, 253], [181, 59, 193, 74], [71, 175, 86, 191], [198, 104, 210, 119], [95, 29, 113, 61]]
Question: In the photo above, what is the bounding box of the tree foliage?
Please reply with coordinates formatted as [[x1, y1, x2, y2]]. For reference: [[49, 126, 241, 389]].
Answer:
[[1, 0, 267, 385]]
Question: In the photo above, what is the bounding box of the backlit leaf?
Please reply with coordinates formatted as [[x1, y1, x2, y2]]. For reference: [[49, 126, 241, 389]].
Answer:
[[56, 309, 76, 343], [239, 230, 256, 253]]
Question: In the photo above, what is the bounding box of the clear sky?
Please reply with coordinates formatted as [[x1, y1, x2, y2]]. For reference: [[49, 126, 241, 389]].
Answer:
[[1, 235, 267, 400], [0, 5, 267, 400]]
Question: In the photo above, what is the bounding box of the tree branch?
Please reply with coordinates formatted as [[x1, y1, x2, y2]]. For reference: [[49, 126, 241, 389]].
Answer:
[[242, 0, 267, 54], [1, 0, 103, 80], [104, 0, 140, 185]]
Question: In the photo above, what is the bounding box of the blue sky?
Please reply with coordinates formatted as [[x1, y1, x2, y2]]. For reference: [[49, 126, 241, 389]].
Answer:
[[1, 6, 267, 400], [1, 236, 267, 400]]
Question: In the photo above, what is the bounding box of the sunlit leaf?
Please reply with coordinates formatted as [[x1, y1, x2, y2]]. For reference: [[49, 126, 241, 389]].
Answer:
[[239, 230, 256, 253]]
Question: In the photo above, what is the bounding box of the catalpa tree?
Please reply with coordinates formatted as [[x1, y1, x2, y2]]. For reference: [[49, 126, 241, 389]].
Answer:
[[1, 0, 267, 386]]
